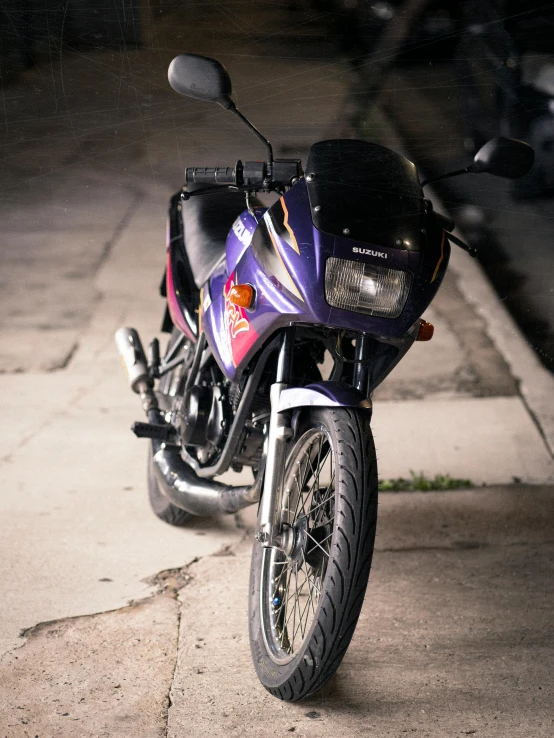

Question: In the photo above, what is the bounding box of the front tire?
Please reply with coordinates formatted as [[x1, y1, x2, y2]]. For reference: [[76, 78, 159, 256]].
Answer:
[[248, 407, 378, 701]]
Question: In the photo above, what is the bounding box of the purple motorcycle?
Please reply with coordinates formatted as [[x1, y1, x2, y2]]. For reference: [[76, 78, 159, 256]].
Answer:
[[115, 54, 533, 700]]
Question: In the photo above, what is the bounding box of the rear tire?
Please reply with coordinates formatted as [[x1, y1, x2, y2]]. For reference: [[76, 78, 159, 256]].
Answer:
[[148, 445, 193, 526], [248, 406, 378, 700], [147, 328, 193, 527]]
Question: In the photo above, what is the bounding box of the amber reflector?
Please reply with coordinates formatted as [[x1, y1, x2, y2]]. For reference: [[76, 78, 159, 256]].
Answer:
[[228, 284, 254, 309], [417, 320, 434, 341]]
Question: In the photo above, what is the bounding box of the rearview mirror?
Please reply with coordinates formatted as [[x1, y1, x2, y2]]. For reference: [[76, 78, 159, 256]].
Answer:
[[168, 54, 234, 108], [471, 137, 534, 179]]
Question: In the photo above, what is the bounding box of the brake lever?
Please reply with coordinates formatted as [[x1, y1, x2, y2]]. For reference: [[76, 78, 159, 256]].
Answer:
[[181, 185, 245, 201], [446, 231, 478, 258]]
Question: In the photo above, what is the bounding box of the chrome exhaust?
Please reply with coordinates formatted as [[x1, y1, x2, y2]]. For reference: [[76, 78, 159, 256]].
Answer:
[[114, 327, 152, 394], [115, 326, 263, 517], [152, 440, 264, 516]]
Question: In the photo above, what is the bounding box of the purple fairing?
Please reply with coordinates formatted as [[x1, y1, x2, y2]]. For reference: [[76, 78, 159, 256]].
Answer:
[[200, 179, 449, 383], [225, 207, 261, 274]]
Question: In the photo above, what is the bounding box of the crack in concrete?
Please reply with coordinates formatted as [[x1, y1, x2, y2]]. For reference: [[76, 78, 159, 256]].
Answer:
[[165, 604, 181, 738], [515, 380, 554, 460], [1, 556, 201, 667], [94, 189, 144, 274], [46, 339, 80, 372], [162, 523, 251, 735], [376, 538, 554, 554], [0, 374, 106, 465], [143, 561, 197, 598]]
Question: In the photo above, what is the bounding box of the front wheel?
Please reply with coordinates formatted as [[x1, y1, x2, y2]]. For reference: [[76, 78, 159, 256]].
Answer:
[[248, 407, 378, 701]]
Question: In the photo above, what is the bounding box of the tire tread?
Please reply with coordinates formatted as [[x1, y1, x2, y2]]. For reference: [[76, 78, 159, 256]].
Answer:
[[249, 406, 378, 700]]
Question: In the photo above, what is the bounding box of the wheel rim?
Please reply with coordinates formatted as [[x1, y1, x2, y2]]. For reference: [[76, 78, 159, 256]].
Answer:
[[260, 426, 336, 665]]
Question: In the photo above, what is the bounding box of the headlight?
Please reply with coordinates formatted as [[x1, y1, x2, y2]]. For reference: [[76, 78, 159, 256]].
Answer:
[[325, 257, 411, 318]]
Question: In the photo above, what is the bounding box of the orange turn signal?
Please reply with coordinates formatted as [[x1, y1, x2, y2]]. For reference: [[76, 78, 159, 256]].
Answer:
[[416, 320, 434, 341], [228, 284, 254, 309]]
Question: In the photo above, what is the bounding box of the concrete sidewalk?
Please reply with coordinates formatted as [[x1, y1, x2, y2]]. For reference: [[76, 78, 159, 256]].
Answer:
[[1, 487, 552, 737], [0, 3, 553, 736], [165, 489, 554, 738]]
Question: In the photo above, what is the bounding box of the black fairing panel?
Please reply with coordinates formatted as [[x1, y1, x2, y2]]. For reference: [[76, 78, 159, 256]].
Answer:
[[167, 192, 199, 337], [306, 139, 424, 251]]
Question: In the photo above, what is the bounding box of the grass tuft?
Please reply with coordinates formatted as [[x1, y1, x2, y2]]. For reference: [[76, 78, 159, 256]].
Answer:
[[379, 471, 473, 492]]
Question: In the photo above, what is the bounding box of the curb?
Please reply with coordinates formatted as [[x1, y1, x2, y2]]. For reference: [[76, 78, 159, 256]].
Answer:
[[432, 192, 554, 458], [373, 108, 554, 459]]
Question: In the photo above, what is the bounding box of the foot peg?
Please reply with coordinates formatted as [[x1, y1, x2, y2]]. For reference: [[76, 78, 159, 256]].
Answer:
[[131, 421, 174, 442]]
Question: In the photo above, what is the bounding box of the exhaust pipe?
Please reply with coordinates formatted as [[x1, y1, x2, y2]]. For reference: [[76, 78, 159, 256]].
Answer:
[[115, 327, 263, 517], [152, 440, 263, 516]]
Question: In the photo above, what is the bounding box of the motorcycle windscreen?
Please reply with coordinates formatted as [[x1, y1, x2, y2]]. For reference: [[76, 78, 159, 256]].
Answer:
[[305, 139, 424, 251]]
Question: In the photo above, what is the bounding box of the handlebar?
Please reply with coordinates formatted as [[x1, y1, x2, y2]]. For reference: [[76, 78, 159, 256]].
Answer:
[[184, 161, 478, 258], [184, 159, 302, 190]]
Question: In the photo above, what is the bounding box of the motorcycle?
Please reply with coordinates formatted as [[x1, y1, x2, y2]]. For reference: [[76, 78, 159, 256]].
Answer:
[[115, 54, 533, 701]]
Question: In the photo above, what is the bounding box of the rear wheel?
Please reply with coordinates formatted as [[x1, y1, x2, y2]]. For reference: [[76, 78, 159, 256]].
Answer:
[[249, 406, 378, 700], [147, 328, 193, 527]]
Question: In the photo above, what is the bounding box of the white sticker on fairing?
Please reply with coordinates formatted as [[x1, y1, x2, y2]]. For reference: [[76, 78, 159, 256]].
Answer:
[[232, 217, 253, 246], [352, 246, 387, 259]]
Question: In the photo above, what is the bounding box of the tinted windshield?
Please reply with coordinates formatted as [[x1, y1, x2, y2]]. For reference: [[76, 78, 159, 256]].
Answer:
[[306, 140, 423, 251]]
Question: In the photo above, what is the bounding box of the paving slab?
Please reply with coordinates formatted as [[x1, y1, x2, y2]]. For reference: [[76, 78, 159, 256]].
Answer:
[[2, 487, 551, 737], [0, 595, 179, 738], [372, 396, 554, 485], [167, 487, 554, 738], [0, 192, 260, 659], [0, 391, 243, 657]]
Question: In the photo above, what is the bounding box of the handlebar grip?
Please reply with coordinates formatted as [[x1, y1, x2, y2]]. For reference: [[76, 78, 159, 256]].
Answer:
[[183, 159, 299, 189], [185, 166, 238, 185]]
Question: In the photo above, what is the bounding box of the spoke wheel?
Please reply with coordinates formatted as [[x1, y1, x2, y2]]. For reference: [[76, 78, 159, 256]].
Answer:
[[261, 428, 335, 663], [147, 328, 193, 527], [249, 407, 378, 701]]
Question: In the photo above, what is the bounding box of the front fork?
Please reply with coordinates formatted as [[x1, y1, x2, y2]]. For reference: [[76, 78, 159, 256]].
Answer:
[[256, 327, 294, 549], [256, 328, 376, 551]]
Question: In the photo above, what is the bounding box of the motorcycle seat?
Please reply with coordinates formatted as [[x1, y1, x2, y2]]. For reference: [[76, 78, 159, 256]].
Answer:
[[181, 185, 249, 289]]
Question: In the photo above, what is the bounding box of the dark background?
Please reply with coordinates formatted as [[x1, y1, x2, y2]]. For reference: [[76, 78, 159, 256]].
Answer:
[[1, 0, 553, 372]]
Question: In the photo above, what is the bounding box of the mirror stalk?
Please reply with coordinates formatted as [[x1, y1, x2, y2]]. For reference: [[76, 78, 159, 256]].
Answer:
[[421, 167, 470, 188], [447, 231, 477, 258], [421, 137, 534, 188], [168, 54, 276, 167], [227, 102, 274, 165]]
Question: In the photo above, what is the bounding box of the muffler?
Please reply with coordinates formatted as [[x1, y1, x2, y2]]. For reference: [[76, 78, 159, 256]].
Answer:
[[151, 439, 264, 515], [115, 326, 263, 517]]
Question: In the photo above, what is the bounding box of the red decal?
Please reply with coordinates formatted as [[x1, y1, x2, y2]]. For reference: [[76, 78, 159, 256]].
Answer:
[[224, 273, 258, 367]]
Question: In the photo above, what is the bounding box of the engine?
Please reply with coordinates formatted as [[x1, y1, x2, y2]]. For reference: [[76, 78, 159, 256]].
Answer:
[[172, 362, 230, 463]]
